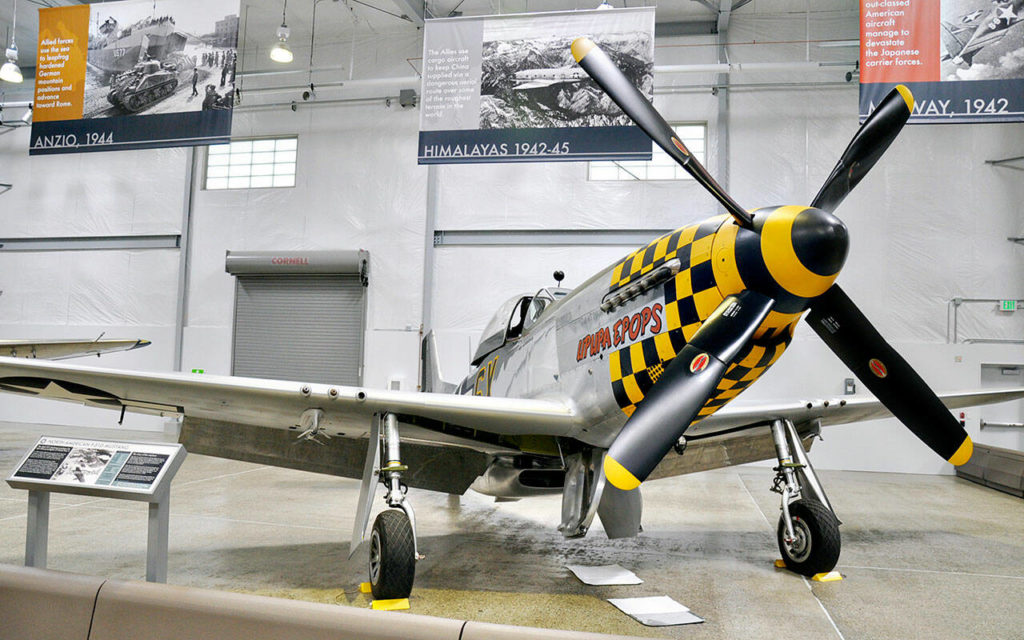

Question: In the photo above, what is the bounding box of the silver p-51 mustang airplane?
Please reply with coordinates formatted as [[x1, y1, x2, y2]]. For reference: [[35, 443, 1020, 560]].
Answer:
[[0, 38, 1021, 601]]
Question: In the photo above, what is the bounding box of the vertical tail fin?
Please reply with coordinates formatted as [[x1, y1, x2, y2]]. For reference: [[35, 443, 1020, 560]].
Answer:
[[420, 330, 457, 393]]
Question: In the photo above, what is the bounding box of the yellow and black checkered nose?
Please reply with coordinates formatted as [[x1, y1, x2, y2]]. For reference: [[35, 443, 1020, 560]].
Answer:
[[759, 206, 848, 300]]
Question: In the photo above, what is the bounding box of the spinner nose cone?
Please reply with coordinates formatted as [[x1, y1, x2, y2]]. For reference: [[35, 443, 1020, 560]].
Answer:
[[791, 207, 849, 278], [759, 205, 848, 300]]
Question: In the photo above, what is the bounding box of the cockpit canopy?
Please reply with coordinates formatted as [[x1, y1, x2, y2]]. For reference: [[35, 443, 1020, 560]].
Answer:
[[471, 287, 572, 365]]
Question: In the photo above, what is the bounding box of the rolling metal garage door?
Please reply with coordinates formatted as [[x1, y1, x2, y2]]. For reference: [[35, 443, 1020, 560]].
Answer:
[[226, 250, 368, 385]]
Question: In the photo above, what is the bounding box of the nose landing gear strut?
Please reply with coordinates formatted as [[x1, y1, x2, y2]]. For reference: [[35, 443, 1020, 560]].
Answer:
[[769, 419, 841, 577]]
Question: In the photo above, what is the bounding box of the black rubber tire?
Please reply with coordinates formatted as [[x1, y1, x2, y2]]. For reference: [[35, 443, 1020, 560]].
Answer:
[[777, 498, 841, 577], [369, 509, 416, 600]]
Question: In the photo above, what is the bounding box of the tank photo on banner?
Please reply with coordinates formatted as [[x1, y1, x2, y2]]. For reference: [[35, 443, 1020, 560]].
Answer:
[[860, 0, 1024, 123], [417, 6, 655, 164], [29, 0, 240, 155]]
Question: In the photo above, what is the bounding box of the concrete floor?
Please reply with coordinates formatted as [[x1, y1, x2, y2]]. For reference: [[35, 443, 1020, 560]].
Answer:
[[2, 421, 1023, 640]]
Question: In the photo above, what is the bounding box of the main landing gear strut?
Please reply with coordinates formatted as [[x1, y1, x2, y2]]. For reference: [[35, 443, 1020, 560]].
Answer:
[[769, 419, 841, 576], [352, 413, 420, 600]]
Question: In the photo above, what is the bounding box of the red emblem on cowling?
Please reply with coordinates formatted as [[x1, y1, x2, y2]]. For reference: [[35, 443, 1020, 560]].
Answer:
[[869, 358, 887, 378], [671, 137, 690, 156], [690, 353, 709, 373]]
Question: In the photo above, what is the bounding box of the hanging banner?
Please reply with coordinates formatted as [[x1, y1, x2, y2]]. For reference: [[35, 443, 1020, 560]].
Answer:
[[417, 7, 655, 164], [859, 0, 1024, 123], [29, 0, 239, 155]]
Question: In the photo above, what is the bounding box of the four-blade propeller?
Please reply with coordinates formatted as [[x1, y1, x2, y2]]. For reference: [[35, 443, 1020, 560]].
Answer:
[[571, 37, 972, 491]]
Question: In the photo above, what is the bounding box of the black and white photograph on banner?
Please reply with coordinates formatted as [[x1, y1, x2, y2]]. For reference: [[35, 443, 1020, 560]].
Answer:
[[479, 15, 652, 130], [940, 0, 1024, 80], [418, 7, 654, 163], [51, 447, 114, 484], [83, 0, 239, 119]]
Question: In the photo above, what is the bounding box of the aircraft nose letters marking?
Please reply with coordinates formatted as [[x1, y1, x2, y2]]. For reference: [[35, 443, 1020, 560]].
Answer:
[[474, 356, 499, 396], [690, 353, 709, 373], [577, 303, 663, 362], [869, 358, 887, 378]]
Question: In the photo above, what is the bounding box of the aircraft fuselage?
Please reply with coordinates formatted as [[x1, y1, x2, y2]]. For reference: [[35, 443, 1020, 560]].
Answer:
[[457, 205, 849, 449]]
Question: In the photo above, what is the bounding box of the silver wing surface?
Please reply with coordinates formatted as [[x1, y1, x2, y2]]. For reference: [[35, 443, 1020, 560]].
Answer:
[[0, 355, 579, 495], [697, 389, 1024, 433], [0, 339, 151, 360], [0, 355, 579, 440], [646, 388, 1024, 480], [0, 356, 1020, 488]]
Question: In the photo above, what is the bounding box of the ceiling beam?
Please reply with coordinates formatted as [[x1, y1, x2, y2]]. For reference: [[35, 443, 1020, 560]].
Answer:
[[717, 0, 733, 32], [692, 0, 752, 17], [655, 20, 718, 37], [390, 0, 425, 26]]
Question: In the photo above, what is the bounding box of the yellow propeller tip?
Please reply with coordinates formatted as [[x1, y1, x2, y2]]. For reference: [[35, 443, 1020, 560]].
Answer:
[[895, 84, 914, 113], [571, 37, 596, 63], [604, 455, 641, 491], [948, 436, 973, 467]]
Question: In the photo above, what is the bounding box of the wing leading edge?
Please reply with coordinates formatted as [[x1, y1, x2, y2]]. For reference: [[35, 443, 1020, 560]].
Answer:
[[697, 388, 1024, 434], [0, 339, 151, 360], [0, 356, 580, 439], [0, 355, 1019, 478]]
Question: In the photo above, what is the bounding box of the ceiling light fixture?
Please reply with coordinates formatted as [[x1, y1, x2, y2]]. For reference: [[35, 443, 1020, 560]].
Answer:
[[0, 0, 23, 84], [270, 0, 293, 64]]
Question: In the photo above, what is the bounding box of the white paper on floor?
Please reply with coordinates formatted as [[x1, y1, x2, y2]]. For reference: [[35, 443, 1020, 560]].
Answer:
[[607, 595, 704, 626], [565, 564, 643, 586]]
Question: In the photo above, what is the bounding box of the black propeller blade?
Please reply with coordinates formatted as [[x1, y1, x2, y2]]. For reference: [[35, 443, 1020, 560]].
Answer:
[[605, 292, 775, 490], [572, 37, 754, 230], [805, 285, 973, 466], [811, 85, 914, 212]]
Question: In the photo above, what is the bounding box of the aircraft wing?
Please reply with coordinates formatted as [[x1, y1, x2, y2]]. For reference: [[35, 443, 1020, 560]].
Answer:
[[642, 388, 1024, 481], [514, 79, 559, 90], [940, 21, 971, 60], [0, 355, 579, 440], [0, 339, 151, 360], [696, 388, 1024, 433]]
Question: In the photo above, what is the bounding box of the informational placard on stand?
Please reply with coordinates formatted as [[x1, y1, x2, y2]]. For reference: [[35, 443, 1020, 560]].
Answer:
[[7, 436, 186, 581], [8, 436, 185, 499], [29, 0, 240, 155], [417, 7, 655, 164], [859, 0, 1024, 123]]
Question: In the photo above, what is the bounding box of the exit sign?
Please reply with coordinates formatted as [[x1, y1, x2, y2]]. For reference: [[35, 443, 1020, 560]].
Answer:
[[1001, 300, 1017, 312]]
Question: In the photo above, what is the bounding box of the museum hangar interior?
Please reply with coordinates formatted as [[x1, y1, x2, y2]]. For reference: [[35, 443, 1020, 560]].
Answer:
[[0, 0, 1023, 639]]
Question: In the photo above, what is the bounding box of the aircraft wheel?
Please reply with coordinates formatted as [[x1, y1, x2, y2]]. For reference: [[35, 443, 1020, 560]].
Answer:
[[777, 498, 840, 576], [368, 509, 415, 600]]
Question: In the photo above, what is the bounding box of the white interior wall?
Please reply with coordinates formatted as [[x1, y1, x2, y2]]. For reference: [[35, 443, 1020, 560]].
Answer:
[[0, 5, 1020, 474], [0, 126, 184, 429]]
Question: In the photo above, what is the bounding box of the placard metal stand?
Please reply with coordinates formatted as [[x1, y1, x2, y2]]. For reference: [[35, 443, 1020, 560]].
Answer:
[[6, 436, 186, 583]]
